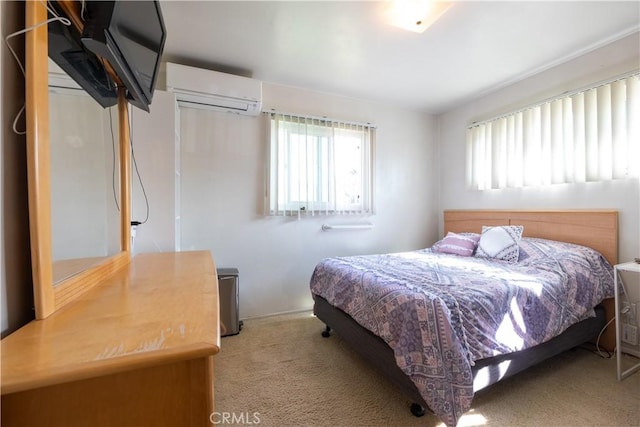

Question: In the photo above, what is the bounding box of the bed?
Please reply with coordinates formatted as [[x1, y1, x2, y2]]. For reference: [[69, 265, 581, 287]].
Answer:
[[310, 210, 618, 427]]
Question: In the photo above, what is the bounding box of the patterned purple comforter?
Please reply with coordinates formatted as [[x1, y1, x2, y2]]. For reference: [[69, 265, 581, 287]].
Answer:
[[309, 237, 614, 427]]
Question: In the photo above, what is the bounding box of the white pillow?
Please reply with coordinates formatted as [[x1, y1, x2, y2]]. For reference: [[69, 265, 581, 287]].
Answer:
[[475, 225, 524, 263]]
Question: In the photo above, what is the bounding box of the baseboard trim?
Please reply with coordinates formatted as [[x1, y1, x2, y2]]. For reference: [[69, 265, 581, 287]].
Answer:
[[240, 307, 314, 322]]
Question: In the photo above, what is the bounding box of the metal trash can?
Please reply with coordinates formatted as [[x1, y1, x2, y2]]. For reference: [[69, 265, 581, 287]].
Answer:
[[217, 268, 241, 336]]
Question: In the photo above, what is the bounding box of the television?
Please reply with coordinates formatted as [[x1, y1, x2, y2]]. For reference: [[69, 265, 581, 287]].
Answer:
[[81, 0, 167, 112], [48, 13, 118, 108]]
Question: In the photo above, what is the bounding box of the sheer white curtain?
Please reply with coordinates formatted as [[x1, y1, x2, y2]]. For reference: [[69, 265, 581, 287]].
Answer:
[[467, 73, 640, 190], [267, 113, 374, 217]]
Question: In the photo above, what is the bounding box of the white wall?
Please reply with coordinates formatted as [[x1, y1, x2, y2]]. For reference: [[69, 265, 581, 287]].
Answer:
[[438, 33, 640, 263], [132, 82, 437, 319], [130, 90, 178, 254]]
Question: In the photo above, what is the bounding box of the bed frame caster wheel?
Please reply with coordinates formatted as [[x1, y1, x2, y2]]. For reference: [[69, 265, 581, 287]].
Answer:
[[321, 326, 331, 338], [410, 403, 425, 417]]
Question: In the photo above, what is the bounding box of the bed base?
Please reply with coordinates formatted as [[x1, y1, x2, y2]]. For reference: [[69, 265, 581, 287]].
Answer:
[[313, 294, 607, 416]]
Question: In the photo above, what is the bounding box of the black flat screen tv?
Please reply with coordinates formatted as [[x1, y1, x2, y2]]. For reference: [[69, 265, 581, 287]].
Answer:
[[81, 0, 167, 112]]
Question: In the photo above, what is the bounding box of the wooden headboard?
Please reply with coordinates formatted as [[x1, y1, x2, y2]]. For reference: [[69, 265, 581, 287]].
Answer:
[[444, 210, 618, 265]]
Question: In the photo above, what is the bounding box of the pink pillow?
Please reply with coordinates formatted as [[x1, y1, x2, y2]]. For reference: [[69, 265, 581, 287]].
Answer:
[[433, 232, 480, 257]]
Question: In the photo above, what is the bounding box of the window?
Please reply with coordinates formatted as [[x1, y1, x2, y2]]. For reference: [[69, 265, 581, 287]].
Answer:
[[467, 72, 639, 190], [267, 113, 375, 216]]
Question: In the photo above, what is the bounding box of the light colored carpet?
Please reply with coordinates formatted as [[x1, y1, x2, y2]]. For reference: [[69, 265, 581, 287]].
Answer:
[[215, 311, 640, 427]]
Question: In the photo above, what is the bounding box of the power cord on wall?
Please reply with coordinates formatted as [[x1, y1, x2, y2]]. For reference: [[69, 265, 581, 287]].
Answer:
[[107, 106, 120, 212], [128, 112, 150, 254], [4, 1, 71, 135], [129, 112, 150, 226]]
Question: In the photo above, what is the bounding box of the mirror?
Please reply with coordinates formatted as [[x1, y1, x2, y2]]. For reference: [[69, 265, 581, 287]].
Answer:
[[48, 60, 122, 284], [26, 1, 131, 318]]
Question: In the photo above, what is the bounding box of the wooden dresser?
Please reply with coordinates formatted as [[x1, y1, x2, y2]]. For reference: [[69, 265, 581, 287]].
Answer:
[[1, 250, 220, 427]]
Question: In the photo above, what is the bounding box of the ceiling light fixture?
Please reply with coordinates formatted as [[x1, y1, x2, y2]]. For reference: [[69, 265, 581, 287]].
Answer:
[[387, 0, 453, 33]]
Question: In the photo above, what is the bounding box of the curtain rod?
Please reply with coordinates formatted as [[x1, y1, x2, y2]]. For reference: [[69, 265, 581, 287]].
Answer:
[[468, 68, 640, 129], [264, 109, 376, 129]]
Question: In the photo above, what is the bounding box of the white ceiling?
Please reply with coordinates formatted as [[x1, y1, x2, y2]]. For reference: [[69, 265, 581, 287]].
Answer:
[[159, 1, 640, 114]]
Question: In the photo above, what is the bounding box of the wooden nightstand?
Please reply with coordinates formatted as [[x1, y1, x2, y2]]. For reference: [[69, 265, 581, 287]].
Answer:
[[614, 261, 640, 381]]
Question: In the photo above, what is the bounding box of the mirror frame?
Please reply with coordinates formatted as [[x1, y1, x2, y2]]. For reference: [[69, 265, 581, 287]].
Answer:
[[26, 0, 131, 319]]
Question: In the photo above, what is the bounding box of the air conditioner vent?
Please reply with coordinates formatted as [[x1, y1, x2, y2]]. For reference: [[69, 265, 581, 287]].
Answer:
[[166, 63, 262, 116]]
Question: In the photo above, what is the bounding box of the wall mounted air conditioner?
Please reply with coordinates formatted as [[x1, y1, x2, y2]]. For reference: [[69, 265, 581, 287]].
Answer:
[[165, 62, 262, 116]]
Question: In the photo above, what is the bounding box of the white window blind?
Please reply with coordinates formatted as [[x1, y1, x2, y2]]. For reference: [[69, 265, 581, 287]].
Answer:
[[267, 112, 375, 217], [467, 72, 640, 190]]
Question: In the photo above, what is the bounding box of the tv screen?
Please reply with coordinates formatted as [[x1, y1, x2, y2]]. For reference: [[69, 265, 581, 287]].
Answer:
[[81, 0, 167, 112], [48, 13, 118, 108]]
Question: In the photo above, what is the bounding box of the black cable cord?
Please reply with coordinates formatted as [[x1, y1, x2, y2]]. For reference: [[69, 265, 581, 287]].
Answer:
[[107, 105, 120, 212], [129, 113, 150, 224], [98, 56, 122, 213]]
